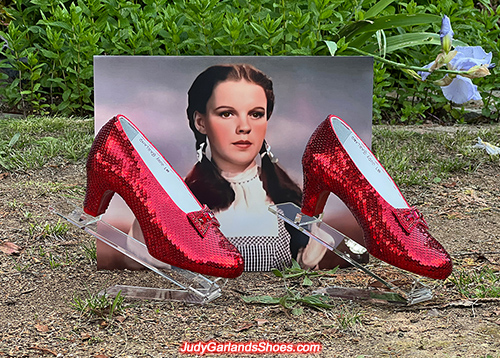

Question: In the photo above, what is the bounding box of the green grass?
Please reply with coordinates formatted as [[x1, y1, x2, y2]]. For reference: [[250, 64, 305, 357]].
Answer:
[[0, 116, 93, 171], [80, 239, 97, 265], [29, 220, 69, 240], [37, 244, 72, 269], [449, 266, 500, 299], [71, 289, 126, 321], [372, 126, 500, 186], [1, 116, 499, 189], [11, 257, 31, 272], [335, 303, 364, 333]]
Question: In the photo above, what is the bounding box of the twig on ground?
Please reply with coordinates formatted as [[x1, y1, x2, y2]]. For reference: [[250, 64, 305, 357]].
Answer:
[[29, 346, 58, 356]]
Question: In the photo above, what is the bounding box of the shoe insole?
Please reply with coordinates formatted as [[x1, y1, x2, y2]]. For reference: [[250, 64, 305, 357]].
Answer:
[[120, 116, 202, 214], [332, 117, 408, 209]]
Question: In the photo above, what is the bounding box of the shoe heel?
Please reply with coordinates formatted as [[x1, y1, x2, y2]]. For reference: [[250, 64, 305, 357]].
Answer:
[[83, 174, 115, 217], [301, 173, 330, 217]]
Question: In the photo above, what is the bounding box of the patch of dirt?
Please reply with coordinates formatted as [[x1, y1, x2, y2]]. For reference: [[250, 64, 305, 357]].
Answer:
[[1, 129, 500, 357]]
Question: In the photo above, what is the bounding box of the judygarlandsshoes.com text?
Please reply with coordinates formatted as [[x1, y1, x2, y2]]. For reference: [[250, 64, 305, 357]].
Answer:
[[179, 340, 322, 355]]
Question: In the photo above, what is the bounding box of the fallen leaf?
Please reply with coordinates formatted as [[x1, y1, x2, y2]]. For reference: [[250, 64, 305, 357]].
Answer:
[[81, 333, 91, 340], [115, 316, 126, 323], [254, 319, 268, 326], [34, 324, 49, 332], [446, 212, 466, 219], [234, 322, 254, 332], [0, 172, 8, 180], [426, 308, 440, 317], [462, 258, 476, 266], [0, 241, 21, 255], [322, 328, 338, 336]]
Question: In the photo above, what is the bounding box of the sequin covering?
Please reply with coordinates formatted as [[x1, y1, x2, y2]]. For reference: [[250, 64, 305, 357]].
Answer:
[[301, 115, 452, 280], [83, 115, 244, 278]]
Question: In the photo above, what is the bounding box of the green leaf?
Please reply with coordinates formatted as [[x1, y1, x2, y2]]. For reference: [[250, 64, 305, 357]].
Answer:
[[325, 40, 338, 56], [291, 307, 303, 315], [279, 295, 295, 309], [324, 267, 339, 275], [302, 276, 313, 286], [36, 136, 58, 144], [362, 33, 468, 53], [269, 31, 284, 47], [300, 295, 334, 309], [80, 66, 94, 80], [57, 101, 70, 112], [271, 268, 283, 277], [242, 295, 280, 304], [214, 36, 232, 47], [290, 258, 301, 270], [295, 13, 311, 29], [39, 48, 59, 59], [47, 78, 65, 84], [283, 272, 305, 279], [62, 90, 71, 102], [37, 20, 73, 32], [268, 15, 283, 33], [250, 22, 268, 37], [337, 14, 442, 42], [8, 133, 20, 148], [364, 0, 395, 19], [28, 25, 44, 34]]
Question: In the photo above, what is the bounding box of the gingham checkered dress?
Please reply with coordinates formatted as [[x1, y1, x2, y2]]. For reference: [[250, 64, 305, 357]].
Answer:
[[215, 164, 292, 271]]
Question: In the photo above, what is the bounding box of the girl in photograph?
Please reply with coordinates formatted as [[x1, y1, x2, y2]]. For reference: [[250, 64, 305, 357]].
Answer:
[[184, 63, 318, 272]]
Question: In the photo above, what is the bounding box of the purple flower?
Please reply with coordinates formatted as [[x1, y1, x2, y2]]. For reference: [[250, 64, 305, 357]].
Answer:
[[419, 46, 494, 103], [417, 16, 494, 104], [419, 62, 434, 81], [438, 46, 493, 103], [440, 15, 454, 53], [449, 46, 492, 72], [440, 75, 481, 103]]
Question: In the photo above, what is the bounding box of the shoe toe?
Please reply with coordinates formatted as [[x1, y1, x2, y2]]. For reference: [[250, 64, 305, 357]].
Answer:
[[368, 222, 452, 280]]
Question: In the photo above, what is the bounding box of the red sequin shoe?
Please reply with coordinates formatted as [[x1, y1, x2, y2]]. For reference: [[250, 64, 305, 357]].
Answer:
[[84, 115, 244, 278], [301, 115, 452, 280]]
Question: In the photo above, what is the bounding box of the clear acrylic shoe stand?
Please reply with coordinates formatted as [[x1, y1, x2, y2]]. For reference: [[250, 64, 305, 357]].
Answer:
[[269, 203, 433, 305], [49, 200, 223, 304]]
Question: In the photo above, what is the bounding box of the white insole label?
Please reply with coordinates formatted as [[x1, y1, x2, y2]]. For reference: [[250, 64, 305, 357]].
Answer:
[[121, 119, 201, 213], [340, 127, 408, 209]]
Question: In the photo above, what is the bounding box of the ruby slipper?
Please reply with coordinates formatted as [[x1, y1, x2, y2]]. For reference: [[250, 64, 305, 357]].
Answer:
[[84, 115, 244, 278], [301, 115, 452, 280]]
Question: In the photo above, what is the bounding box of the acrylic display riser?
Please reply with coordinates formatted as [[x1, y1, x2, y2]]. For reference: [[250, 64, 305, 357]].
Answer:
[[50, 200, 223, 304], [269, 203, 434, 305]]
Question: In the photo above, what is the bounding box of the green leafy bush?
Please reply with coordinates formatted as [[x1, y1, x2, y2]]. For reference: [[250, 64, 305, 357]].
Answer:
[[0, 0, 497, 122]]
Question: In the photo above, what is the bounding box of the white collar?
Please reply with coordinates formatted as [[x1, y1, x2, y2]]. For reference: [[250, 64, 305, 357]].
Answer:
[[215, 163, 279, 238]]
